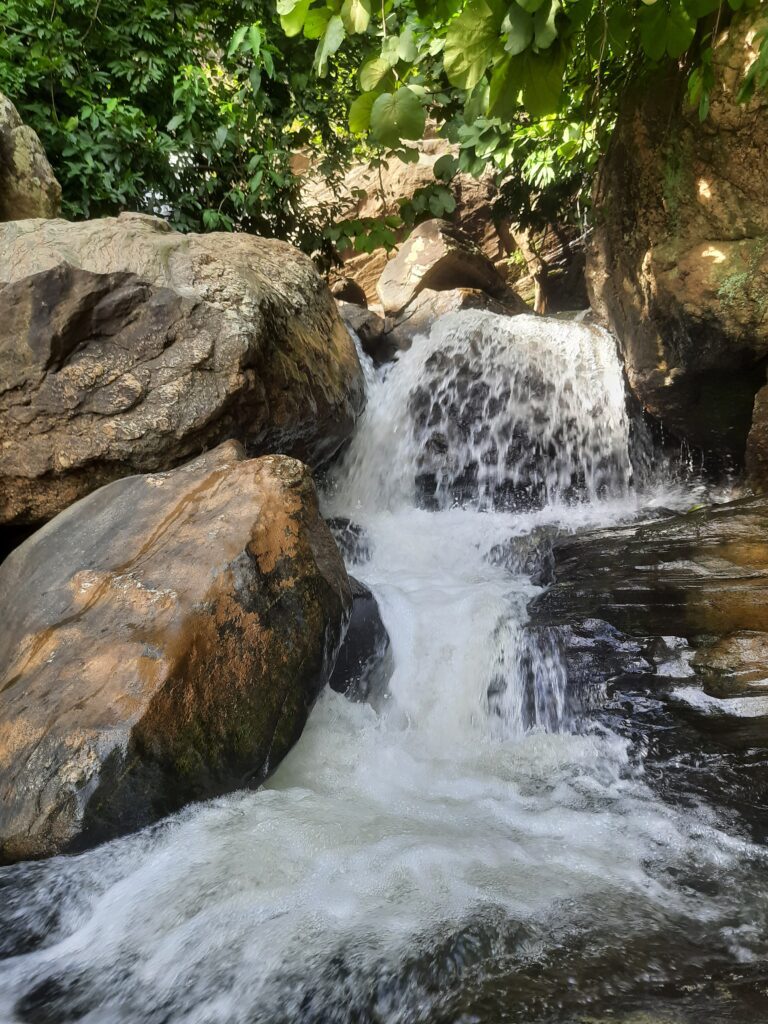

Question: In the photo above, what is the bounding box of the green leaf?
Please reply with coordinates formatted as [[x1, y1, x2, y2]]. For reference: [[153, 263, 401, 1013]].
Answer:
[[444, 0, 502, 90], [517, 0, 547, 11], [502, 4, 534, 55], [315, 14, 345, 75], [639, 2, 667, 60], [683, 0, 720, 15], [279, 0, 310, 36], [248, 25, 262, 57], [489, 52, 524, 118], [304, 8, 331, 39], [665, 1, 696, 57], [398, 27, 418, 62], [166, 113, 185, 132], [520, 46, 565, 117], [341, 0, 371, 34], [228, 25, 247, 56], [370, 87, 425, 146], [433, 153, 458, 181], [359, 56, 396, 91], [348, 91, 377, 132], [533, 0, 560, 49]]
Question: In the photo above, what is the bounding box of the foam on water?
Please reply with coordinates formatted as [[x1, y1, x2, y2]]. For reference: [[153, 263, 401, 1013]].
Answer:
[[0, 311, 763, 1024]]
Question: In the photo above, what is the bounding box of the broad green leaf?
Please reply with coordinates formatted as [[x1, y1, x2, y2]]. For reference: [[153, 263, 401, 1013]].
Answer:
[[348, 91, 377, 132], [517, 0, 547, 11], [444, 0, 502, 90], [370, 87, 425, 146], [489, 53, 523, 118], [521, 46, 565, 117], [398, 26, 418, 62], [279, 0, 310, 36], [502, 4, 534, 55], [533, 0, 560, 49], [381, 35, 402, 66], [228, 25, 247, 56], [665, 0, 696, 57], [315, 15, 345, 75], [433, 153, 458, 181], [683, 0, 720, 15], [248, 25, 261, 57], [341, 0, 371, 34], [304, 8, 331, 39], [639, 1, 667, 59], [359, 56, 395, 91]]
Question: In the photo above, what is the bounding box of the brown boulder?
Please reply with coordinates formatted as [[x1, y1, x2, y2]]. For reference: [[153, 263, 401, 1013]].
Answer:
[[0, 441, 351, 864], [0, 213, 364, 526], [385, 286, 526, 349], [746, 382, 768, 490], [587, 9, 768, 459], [0, 93, 61, 221], [377, 219, 525, 316]]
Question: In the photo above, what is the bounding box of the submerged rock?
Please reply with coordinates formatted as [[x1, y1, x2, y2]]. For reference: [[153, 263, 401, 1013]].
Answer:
[[588, 9, 768, 461], [329, 576, 392, 706], [0, 213, 365, 527], [0, 93, 61, 221], [0, 442, 351, 864]]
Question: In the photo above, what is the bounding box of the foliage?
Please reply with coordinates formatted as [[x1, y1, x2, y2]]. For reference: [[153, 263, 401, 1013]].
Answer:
[[0, 0, 361, 251], [277, 0, 768, 233]]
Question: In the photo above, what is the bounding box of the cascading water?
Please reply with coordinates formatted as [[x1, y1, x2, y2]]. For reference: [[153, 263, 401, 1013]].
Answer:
[[0, 311, 765, 1024]]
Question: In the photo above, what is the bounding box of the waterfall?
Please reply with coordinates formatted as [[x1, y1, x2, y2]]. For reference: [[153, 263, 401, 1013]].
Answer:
[[0, 310, 758, 1024], [330, 311, 633, 513]]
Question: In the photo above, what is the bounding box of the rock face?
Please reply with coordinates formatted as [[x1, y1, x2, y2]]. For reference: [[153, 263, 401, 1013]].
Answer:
[[0, 93, 61, 221], [0, 442, 351, 864], [377, 219, 526, 317], [529, 499, 768, 701], [587, 10, 768, 460], [385, 286, 523, 350], [747, 384, 768, 490], [0, 213, 365, 526]]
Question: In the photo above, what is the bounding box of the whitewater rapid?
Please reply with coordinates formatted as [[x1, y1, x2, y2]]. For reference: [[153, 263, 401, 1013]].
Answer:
[[0, 311, 764, 1024]]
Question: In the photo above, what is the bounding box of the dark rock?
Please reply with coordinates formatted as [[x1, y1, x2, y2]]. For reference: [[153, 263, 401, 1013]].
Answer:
[[327, 516, 372, 565], [329, 576, 392, 706], [330, 277, 368, 307], [528, 498, 768, 709], [0, 442, 351, 864], [336, 300, 398, 365]]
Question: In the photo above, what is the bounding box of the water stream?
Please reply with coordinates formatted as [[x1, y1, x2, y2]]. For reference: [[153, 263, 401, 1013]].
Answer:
[[1, 311, 766, 1023]]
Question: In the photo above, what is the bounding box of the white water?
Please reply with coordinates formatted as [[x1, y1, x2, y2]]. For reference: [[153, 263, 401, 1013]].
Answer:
[[0, 312, 763, 1024]]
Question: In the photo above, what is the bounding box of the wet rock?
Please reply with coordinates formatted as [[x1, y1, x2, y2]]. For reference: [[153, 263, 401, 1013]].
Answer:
[[0, 93, 61, 221], [0, 441, 352, 864], [588, 9, 768, 460], [336, 300, 397, 365], [327, 516, 372, 565], [486, 526, 557, 587], [329, 576, 392, 706], [385, 286, 527, 351], [746, 382, 768, 491], [330, 277, 367, 307], [0, 213, 365, 527], [529, 498, 768, 703], [377, 220, 525, 317]]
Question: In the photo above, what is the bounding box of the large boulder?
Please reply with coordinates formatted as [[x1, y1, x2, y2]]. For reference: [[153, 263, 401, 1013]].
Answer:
[[385, 286, 525, 350], [0, 213, 365, 526], [587, 10, 768, 460], [529, 498, 768, 701], [747, 383, 768, 490], [0, 441, 351, 864], [377, 219, 527, 317], [0, 93, 61, 221]]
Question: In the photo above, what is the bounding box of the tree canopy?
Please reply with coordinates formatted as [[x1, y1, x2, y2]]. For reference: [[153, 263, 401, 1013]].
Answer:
[[1, 0, 766, 257]]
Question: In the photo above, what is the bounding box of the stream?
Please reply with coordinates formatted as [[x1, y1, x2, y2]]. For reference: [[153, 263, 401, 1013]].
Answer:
[[1, 311, 767, 1023]]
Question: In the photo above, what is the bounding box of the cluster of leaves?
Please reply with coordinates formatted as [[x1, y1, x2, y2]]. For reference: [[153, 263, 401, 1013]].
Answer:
[[0, 0, 361, 251], [278, 0, 768, 234]]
